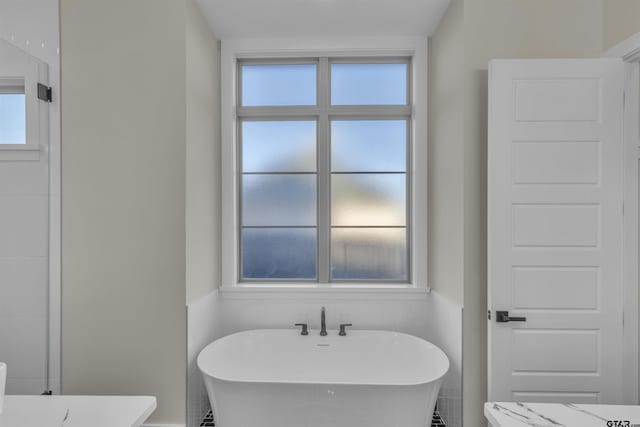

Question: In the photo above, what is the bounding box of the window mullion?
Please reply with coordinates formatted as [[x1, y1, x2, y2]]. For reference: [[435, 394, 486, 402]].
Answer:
[[317, 57, 330, 284]]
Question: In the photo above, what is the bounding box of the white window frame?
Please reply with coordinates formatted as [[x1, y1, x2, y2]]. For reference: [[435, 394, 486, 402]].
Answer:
[[221, 37, 428, 295]]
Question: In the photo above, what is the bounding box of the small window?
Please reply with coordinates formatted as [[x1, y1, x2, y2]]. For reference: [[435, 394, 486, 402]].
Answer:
[[237, 58, 411, 283], [0, 82, 26, 145]]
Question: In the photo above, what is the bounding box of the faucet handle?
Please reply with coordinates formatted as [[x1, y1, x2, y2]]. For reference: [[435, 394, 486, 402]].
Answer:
[[338, 324, 352, 336], [294, 323, 309, 336]]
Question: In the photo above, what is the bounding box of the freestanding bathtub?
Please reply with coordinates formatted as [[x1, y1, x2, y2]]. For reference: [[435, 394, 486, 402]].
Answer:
[[197, 329, 449, 427]]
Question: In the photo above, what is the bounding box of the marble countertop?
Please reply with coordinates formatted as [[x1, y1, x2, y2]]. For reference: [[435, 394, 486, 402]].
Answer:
[[0, 395, 156, 427], [486, 402, 640, 427]]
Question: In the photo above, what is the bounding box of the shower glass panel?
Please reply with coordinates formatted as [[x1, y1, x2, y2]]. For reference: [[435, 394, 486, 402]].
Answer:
[[0, 41, 49, 395]]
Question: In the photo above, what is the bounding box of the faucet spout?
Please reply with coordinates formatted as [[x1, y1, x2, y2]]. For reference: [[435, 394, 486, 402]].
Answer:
[[320, 307, 327, 336]]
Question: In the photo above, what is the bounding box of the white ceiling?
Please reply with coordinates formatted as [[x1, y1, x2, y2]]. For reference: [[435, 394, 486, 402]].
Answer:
[[196, 0, 450, 39]]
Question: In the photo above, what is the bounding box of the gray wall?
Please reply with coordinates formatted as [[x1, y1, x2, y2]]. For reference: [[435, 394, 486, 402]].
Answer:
[[429, 1, 606, 425], [186, 0, 221, 305], [604, 0, 640, 50], [428, 0, 465, 305], [61, 0, 188, 423]]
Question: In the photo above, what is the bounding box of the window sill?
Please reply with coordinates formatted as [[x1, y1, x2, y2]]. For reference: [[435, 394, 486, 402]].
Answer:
[[219, 284, 430, 300], [0, 144, 42, 161]]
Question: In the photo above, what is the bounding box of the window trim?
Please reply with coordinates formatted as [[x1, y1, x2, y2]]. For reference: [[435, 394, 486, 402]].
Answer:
[[221, 37, 429, 292]]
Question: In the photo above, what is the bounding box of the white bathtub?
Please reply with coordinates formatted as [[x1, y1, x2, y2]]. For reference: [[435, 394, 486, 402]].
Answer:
[[197, 329, 449, 427]]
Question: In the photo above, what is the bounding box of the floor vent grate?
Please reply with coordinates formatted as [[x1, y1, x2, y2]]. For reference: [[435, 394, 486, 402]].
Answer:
[[200, 408, 446, 426], [200, 410, 214, 426]]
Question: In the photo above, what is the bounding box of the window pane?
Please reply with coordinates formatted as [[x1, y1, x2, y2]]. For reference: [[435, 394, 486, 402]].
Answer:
[[241, 64, 317, 106], [243, 174, 316, 226], [331, 120, 406, 172], [332, 174, 406, 226], [331, 227, 407, 281], [331, 63, 407, 105], [0, 94, 26, 144], [242, 121, 316, 172], [242, 228, 317, 279]]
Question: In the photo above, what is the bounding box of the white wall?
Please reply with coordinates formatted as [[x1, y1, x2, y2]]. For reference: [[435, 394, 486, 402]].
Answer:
[[186, 291, 223, 427], [0, 0, 61, 393]]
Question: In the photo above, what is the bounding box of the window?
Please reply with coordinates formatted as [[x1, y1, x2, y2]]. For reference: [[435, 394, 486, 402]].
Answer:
[[0, 80, 26, 145], [222, 39, 428, 289]]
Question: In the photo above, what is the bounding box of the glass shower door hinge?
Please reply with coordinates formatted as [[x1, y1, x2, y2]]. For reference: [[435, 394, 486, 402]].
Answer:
[[37, 83, 52, 102]]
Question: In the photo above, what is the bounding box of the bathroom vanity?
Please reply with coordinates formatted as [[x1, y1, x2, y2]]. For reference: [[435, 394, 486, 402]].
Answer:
[[485, 402, 640, 426], [0, 395, 156, 427]]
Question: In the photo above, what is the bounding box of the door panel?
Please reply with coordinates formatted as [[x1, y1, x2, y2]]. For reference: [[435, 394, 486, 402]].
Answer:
[[488, 59, 624, 403]]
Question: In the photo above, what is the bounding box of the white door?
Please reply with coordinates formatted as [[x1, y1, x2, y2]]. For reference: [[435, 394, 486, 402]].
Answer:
[[488, 59, 625, 404], [0, 39, 50, 394]]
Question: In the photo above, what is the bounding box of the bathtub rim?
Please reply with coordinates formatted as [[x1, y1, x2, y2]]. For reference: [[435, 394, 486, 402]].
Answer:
[[197, 328, 450, 387]]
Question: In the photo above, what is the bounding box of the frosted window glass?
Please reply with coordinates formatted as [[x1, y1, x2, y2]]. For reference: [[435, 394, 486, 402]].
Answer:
[[243, 174, 316, 226], [331, 120, 406, 172], [241, 64, 317, 106], [0, 94, 26, 144], [332, 174, 406, 226], [242, 228, 317, 279], [331, 63, 407, 105], [331, 228, 407, 280], [242, 121, 316, 172]]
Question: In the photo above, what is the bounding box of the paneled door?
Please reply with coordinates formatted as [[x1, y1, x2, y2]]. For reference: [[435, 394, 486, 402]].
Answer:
[[488, 59, 625, 403], [0, 39, 50, 394]]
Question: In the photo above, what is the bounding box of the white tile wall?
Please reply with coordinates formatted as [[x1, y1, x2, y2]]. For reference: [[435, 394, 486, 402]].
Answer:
[[0, 250, 48, 394], [220, 294, 431, 338], [0, 161, 48, 195], [0, 196, 48, 257], [186, 290, 223, 427], [424, 292, 463, 427], [0, 316, 47, 393], [185, 289, 463, 427], [0, 258, 47, 297]]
